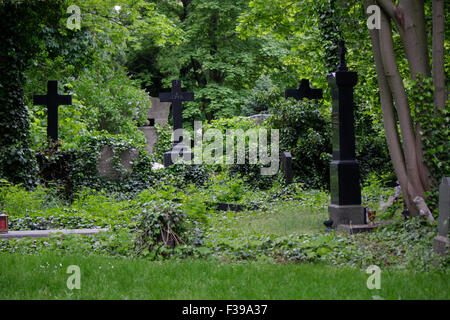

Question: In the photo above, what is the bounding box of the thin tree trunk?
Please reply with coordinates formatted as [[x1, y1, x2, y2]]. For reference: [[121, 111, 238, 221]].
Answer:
[[378, 0, 432, 190], [398, 0, 431, 77], [378, 9, 425, 202], [432, 0, 446, 111], [364, 0, 413, 212]]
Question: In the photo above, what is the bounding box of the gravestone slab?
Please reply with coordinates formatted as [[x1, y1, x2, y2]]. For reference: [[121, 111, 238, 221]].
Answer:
[[281, 152, 293, 184], [0, 228, 108, 239], [147, 97, 171, 126], [327, 41, 365, 228], [248, 114, 270, 125], [337, 220, 394, 234], [138, 126, 158, 153], [434, 177, 450, 258], [97, 146, 139, 179]]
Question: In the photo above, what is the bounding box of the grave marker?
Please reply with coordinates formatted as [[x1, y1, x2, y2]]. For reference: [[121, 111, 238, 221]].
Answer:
[[327, 41, 365, 228], [159, 79, 194, 166], [33, 80, 72, 141], [281, 152, 293, 185], [139, 97, 171, 154], [434, 177, 449, 258], [147, 97, 171, 126], [285, 79, 323, 101], [97, 146, 139, 180]]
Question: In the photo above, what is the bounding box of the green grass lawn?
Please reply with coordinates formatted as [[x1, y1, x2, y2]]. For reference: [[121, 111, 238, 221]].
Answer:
[[1, 253, 448, 300], [207, 201, 328, 239]]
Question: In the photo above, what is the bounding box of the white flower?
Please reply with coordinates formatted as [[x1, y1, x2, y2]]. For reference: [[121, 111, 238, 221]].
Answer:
[[152, 163, 165, 170]]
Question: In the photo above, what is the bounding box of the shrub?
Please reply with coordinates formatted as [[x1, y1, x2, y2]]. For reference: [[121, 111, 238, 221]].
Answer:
[[70, 62, 149, 136], [241, 75, 282, 116], [133, 200, 188, 258], [267, 98, 331, 189]]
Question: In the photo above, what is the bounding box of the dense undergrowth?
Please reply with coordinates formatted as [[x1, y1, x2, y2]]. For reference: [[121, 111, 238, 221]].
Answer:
[[0, 175, 446, 273]]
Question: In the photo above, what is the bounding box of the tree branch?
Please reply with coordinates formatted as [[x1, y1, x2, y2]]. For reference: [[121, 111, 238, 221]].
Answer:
[[377, 0, 404, 27]]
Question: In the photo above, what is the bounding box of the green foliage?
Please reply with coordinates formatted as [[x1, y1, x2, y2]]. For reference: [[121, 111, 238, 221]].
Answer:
[[238, 0, 392, 187], [70, 63, 149, 135], [268, 98, 331, 188], [0, 182, 137, 229], [208, 172, 246, 203], [0, 180, 61, 217], [0, 230, 133, 258], [128, 0, 289, 122], [361, 173, 401, 219], [241, 75, 282, 116], [1, 178, 445, 272], [21, 0, 181, 149], [0, 0, 65, 187], [133, 200, 189, 258], [408, 76, 450, 214], [153, 124, 173, 163]]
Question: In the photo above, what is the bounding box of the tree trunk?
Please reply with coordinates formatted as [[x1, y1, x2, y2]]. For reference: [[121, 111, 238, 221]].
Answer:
[[432, 0, 446, 111], [364, 0, 437, 219], [364, 0, 412, 212]]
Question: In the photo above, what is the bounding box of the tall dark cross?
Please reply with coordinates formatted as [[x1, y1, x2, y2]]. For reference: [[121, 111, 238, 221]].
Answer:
[[159, 79, 194, 141], [285, 79, 323, 101], [33, 80, 72, 141]]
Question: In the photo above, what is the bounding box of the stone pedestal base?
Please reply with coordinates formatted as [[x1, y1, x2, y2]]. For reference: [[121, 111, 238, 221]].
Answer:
[[328, 204, 366, 228], [433, 235, 449, 257], [163, 143, 193, 167], [337, 224, 378, 234]]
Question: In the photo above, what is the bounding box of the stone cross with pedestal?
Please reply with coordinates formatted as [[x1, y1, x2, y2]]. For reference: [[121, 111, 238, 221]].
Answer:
[[434, 177, 449, 259], [327, 41, 365, 229], [33, 80, 72, 142], [159, 79, 194, 167]]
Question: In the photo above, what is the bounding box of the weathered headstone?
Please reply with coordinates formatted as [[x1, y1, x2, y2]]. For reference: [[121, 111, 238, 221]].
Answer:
[[281, 152, 293, 185], [147, 97, 171, 126], [159, 79, 194, 166], [285, 79, 323, 101], [434, 177, 449, 258], [138, 127, 158, 153], [247, 114, 270, 125], [138, 97, 171, 154], [97, 146, 139, 179], [327, 41, 365, 228], [33, 80, 72, 141]]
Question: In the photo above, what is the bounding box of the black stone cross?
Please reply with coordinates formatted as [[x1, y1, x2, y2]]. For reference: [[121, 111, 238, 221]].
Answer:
[[33, 80, 72, 141], [159, 79, 194, 134], [285, 79, 323, 101]]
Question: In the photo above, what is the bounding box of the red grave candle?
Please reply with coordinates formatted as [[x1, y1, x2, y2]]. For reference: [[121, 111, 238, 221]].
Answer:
[[0, 214, 8, 233]]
